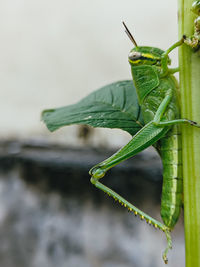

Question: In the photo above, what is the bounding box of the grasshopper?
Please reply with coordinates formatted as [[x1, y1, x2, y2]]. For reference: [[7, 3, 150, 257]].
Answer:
[[89, 22, 200, 263], [42, 2, 200, 263]]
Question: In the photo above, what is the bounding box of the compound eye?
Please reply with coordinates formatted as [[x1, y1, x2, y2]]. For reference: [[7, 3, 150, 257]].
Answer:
[[128, 51, 142, 61]]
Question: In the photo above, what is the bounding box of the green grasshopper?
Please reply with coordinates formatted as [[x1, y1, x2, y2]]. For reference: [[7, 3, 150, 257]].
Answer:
[[89, 22, 200, 263], [42, 2, 200, 263]]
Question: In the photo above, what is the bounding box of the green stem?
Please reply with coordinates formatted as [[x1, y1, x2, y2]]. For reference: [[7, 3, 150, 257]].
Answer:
[[178, 0, 200, 266]]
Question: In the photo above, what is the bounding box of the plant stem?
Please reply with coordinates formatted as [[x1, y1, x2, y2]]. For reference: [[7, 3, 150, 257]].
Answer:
[[178, 0, 200, 266]]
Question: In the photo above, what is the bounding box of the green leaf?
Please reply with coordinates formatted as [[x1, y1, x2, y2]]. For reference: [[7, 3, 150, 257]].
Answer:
[[42, 80, 144, 136]]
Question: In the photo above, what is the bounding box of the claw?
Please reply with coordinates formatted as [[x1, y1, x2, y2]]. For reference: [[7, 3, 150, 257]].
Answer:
[[162, 229, 172, 264]]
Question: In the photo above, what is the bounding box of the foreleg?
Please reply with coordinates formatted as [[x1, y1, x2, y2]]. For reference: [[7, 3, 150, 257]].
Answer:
[[152, 90, 200, 128]]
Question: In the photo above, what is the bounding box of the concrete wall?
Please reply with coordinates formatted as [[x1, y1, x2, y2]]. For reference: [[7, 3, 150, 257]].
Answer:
[[0, 141, 184, 267]]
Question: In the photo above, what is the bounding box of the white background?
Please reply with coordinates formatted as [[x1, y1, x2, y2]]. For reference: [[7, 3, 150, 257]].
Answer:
[[0, 0, 178, 147]]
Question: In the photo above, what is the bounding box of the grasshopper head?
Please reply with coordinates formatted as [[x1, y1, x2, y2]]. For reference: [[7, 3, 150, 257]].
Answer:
[[122, 22, 171, 67], [128, 46, 170, 66]]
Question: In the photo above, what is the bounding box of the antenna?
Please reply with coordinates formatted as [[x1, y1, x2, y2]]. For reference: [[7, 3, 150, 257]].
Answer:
[[122, 21, 138, 47]]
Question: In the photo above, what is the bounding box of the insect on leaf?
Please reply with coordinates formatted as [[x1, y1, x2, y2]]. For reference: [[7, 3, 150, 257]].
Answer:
[[42, 80, 144, 136]]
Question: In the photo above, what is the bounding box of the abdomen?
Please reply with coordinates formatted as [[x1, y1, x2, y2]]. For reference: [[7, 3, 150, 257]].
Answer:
[[159, 125, 183, 229]]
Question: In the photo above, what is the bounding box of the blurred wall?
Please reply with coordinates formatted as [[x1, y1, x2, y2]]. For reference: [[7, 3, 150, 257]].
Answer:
[[0, 141, 184, 267], [0, 0, 178, 147]]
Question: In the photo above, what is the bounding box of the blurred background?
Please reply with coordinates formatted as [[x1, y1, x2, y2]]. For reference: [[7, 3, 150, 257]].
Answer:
[[0, 0, 184, 266]]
